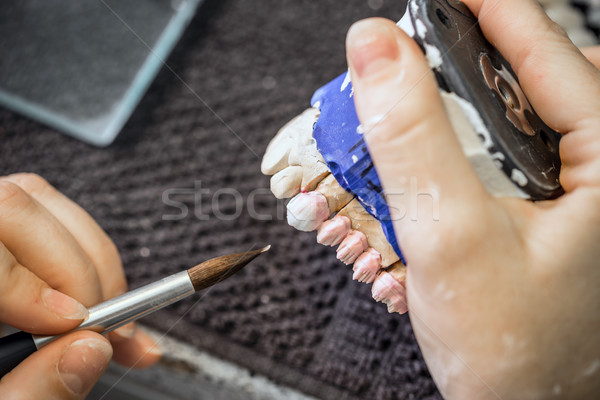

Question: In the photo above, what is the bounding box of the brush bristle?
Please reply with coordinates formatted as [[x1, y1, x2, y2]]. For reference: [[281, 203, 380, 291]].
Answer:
[[187, 246, 270, 291]]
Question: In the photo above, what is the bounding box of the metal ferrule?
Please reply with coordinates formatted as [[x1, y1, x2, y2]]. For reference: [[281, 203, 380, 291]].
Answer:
[[33, 271, 194, 349]]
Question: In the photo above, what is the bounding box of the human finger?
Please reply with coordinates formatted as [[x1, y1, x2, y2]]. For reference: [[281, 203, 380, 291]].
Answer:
[[0, 241, 88, 334], [346, 18, 489, 248], [108, 324, 162, 369], [0, 181, 102, 306], [464, 0, 600, 192], [2, 173, 127, 299], [0, 331, 112, 400], [463, 0, 600, 134], [581, 46, 600, 70], [0, 174, 161, 368]]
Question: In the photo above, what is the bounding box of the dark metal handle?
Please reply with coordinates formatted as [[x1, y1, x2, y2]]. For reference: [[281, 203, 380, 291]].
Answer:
[[0, 331, 36, 377]]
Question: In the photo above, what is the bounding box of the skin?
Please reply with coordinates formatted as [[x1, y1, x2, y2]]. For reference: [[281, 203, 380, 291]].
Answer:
[[0, 173, 160, 399], [2, 2, 599, 398], [346, 1, 600, 399]]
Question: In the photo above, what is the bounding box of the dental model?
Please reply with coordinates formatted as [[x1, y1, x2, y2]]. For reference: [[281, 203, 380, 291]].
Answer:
[[262, 1, 595, 314], [262, 108, 407, 313]]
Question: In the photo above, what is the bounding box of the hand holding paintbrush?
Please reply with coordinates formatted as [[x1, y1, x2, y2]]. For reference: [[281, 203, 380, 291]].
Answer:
[[0, 173, 268, 399], [0, 247, 269, 377]]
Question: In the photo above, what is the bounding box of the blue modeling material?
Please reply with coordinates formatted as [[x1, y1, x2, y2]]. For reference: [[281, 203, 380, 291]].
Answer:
[[311, 72, 404, 263]]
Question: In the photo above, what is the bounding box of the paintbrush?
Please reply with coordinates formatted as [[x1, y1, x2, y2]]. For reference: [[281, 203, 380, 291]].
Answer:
[[0, 246, 270, 377]]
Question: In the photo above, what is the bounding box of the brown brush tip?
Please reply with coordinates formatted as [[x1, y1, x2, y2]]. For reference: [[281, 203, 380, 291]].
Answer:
[[187, 245, 270, 291]]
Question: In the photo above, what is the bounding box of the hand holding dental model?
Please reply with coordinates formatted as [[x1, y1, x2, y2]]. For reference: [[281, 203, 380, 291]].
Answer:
[[264, 0, 600, 398]]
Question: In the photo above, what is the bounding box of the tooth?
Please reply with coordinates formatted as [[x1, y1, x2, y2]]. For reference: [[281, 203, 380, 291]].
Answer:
[[270, 166, 303, 199], [371, 288, 383, 302], [301, 163, 330, 192], [353, 249, 381, 284], [336, 199, 400, 267], [286, 108, 321, 165], [317, 215, 351, 246], [337, 242, 358, 265], [341, 254, 354, 266], [332, 235, 343, 246], [262, 109, 319, 176], [287, 192, 330, 232], [317, 215, 350, 246], [261, 131, 292, 175], [337, 231, 368, 265], [372, 271, 408, 314]]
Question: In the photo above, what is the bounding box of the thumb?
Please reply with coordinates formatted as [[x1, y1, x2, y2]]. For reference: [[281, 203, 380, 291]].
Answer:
[[0, 331, 112, 399], [346, 18, 489, 248]]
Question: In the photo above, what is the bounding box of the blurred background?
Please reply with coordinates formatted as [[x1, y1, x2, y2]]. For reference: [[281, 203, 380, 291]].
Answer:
[[0, 1, 597, 399]]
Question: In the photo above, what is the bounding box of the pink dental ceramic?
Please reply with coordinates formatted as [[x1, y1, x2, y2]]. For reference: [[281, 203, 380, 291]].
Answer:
[[352, 248, 382, 284], [336, 230, 368, 265], [372, 271, 408, 314], [316, 215, 351, 246]]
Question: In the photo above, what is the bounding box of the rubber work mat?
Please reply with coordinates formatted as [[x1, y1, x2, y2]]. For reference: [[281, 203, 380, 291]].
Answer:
[[0, 1, 442, 399]]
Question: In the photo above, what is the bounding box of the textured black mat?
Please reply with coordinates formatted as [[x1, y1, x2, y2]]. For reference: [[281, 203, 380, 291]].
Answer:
[[0, 1, 441, 399]]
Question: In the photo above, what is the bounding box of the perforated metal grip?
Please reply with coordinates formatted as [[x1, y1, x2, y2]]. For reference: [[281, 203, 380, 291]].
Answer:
[[410, 0, 563, 200]]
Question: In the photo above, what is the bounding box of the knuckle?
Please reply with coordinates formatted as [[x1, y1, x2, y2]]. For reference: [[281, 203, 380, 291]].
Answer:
[[105, 279, 128, 299], [100, 248, 127, 298], [0, 181, 29, 209], [0, 384, 30, 400], [65, 265, 103, 306], [8, 173, 52, 196], [0, 262, 30, 303], [546, 20, 569, 41], [513, 22, 569, 77], [96, 238, 124, 271], [100, 237, 120, 261]]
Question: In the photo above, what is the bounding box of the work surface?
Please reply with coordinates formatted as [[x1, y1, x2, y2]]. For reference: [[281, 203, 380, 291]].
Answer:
[[0, 1, 441, 399]]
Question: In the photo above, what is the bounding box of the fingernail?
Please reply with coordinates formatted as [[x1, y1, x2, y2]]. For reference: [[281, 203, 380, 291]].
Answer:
[[347, 20, 399, 78], [136, 329, 163, 357], [146, 343, 163, 356], [42, 288, 88, 320], [112, 322, 136, 340], [58, 338, 112, 395]]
